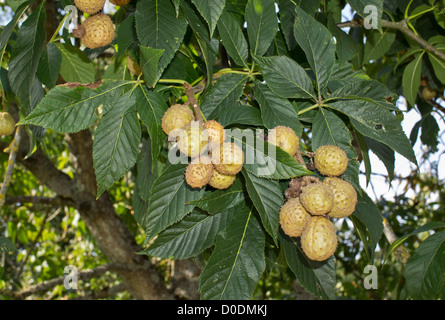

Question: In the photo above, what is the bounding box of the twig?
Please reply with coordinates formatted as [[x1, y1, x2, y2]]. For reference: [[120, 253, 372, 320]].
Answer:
[[0, 126, 24, 207], [183, 83, 204, 122], [4, 195, 75, 207], [337, 19, 445, 61]]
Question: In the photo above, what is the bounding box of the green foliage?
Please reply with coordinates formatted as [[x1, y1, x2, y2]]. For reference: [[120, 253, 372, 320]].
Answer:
[[1, 0, 444, 300]]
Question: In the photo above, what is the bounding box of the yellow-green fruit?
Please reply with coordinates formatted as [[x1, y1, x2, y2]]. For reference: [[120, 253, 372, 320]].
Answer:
[[0, 112, 15, 136], [109, 0, 131, 5], [299, 183, 334, 216], [176, 121, 209, 158], [80, 14, 115, 49], [204, 120, 225, 145], [314, 145, 348, 177], [161, 104, 195, 136], [268, 126, 299, 156], [422, 86, 436, 100], [185, 156, 214, 189], [74, 0, 105, 14], [323, 177, 357, 218], [208, 169, 236, 190], [212, 142, 244, 175], [301, 216, 337, 261], [279, 197, 311, 237]]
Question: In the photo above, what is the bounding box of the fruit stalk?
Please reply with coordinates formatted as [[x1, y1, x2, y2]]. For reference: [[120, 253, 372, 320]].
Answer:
[[183, 83, 204, 122]]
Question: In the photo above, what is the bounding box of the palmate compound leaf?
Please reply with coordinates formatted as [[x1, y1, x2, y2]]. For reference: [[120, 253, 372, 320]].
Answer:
[[18, 81, 133, 133], [199, 202, 266, 300], [140, 208, 236, 260], [93, 89, 141, 198]]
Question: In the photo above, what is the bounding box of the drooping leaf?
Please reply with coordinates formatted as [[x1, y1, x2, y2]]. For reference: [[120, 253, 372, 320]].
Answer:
[[254, 81, 302, 136], [8, 1, 46, 113], [135, 0, 187, 77], [242, 168, 283, 243], [36, 42, 61, 89], [19, 81, 132, 133], [116, 15, 138, 60], [405, 230, 445, 299], [347, 0, 383, 31], [141, 208, 235, 259], [293, 5, 336, 92], [402, 53, 423, 107], [217, 9, 249, 67], [93, 90, 141, 197], [279, 231, 336, 300], [145, 163, 205, 242], [363, 29, 396, 62], [188, 178, 245, 214], [252, 54, 315, 99], [328, 100, 417, 165], [191, 0, 226, 38], [217, 102, 263, 127], [200, 73, 248, 119], [139, 46, 165, 87], [55, 43, 96, 84], [199, 203, 265, 300], [135, 85, 168, 167], [245, 0, 278, 57]]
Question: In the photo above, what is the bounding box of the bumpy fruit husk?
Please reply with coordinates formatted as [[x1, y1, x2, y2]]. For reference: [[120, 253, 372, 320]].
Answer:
[[279, 197, 311, 237], [421, 86, 436, 100], [301, 216, 337, 261], [323, 177, 357, 218], [162, 104, 195, 136], [74, 0, 106, 14], [299, 183, 334, 216], [0, 112, 16, 136], [268, 126, 299, 156], [204, 120, 225, 146], [80, 14, 115, 49], [109, 0, 131, 5], [208, 169, 236, 190], [176, 121, 209, 158], [211, 142, 244, 175], [314, 145, 348, 177], [185, 156, 214, 189]]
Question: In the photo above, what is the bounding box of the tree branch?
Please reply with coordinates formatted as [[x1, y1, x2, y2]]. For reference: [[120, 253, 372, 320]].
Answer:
[[4, 195, 75, 207], [338, 19, 445, 61]]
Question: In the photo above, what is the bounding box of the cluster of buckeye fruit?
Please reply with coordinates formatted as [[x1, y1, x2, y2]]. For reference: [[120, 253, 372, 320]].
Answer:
[[279, 139, 358, 262], [73, 0, 131, 49], [161, 104, 244, 190]]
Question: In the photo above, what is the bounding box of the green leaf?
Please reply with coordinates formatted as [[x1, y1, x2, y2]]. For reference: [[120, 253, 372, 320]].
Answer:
[[228, 129, 313, 179], [135, 0, 187, 77], [242, 168, 283, 243], [0, 0, 33, 50], [363, 136, 395, 182], [199, 204, 265, 300], [188, 178, 245, 214], [352, 191, 383, 254], [0, 237, 16, 253], [36, 43, 61, 89], [93, 90, 141, 197], [363, 29, 396, 62], [347, 0, 383, 31], [139, 46, 165, 87], [116, 15, 138, 60], [278, 231, 336, 300], [402, 53, 423, 107], [328, 100, 417, 165], [141, 208, 235, 259], [245, 0, 278, 56], [8, 1, 46, 113], [277, 0, 297, 50], [19, 81, 131, 133], [327, 17, 358, 62], [191, 0, 226, 38], [145, 163, 205, 242], [217, 102, 263, 127], [293, 5, 336, 92], [55, 43, 96, 84], [312, 108, 360, 191], [252, 54, 315, 99], [428, 49, 445, 84], [217, 10, 249, 67], [254, 81, 302, 136], [135, 86, 168, 167], [405, 230, 445, 299], [200, 73, 248, 119]]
